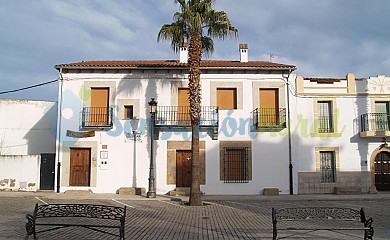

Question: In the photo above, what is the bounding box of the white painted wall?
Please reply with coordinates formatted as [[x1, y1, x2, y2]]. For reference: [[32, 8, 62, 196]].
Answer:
[[0, 155, 40, 191], [57, 71, 296, 195], [0, 99, 57, 155]]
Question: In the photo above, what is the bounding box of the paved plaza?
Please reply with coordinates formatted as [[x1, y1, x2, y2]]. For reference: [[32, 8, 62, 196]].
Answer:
[[0, 191, 389, 239]]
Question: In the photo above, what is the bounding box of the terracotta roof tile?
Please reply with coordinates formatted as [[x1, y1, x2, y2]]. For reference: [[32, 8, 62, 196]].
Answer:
[[306, 78, 345, 84], [55, 60, 296, 70]]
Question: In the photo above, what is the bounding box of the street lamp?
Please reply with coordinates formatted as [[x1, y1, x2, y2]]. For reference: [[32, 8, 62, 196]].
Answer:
[[147, 98, 157, 198], [125, 118, 141, 188]]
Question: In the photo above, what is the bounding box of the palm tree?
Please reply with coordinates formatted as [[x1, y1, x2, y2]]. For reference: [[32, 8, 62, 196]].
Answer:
[[158, 0, 238, 206]]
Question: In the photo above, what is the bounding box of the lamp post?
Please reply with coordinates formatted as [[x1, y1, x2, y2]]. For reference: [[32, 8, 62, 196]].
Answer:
[[127, 119, 141, 188], [147, 98, 157, 198]]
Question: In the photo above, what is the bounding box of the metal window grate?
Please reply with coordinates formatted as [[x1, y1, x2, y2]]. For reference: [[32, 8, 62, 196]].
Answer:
[[320, 151, 336, 183], [318, 101, 333, 133], [223, 147, 249, 183]]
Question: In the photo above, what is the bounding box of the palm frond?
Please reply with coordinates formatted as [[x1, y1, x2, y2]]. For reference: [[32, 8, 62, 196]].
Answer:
[[201, 36, 214, 57], [158, 0, 238, 56]]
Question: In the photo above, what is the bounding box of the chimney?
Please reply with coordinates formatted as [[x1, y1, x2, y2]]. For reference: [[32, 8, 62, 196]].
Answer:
[[239, 44, 248, 62], [179, 43, 188, 63]]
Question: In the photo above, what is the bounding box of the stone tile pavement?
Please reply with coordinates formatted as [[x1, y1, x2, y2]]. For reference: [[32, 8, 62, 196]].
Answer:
[[0, 191, 389, 239]]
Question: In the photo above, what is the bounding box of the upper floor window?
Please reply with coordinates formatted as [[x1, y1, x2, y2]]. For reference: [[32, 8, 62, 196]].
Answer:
[[259, 88, 282, 127], [85, 87, 111, 127], [317, 101, 333, 133], [375, 101, 390, 131], [124, 105, 134, 119], [217, 88, 237, 110], [117, 99, 140, 121]]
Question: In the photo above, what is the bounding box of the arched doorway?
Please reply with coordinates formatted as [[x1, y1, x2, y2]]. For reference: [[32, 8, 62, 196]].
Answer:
[[374, 151, 390, 191]]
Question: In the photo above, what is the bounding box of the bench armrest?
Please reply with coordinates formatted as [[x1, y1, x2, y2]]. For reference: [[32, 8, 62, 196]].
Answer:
[[25, 214, 36, 236]]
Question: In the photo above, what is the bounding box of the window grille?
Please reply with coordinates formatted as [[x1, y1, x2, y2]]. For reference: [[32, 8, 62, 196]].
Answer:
[[320, 151, 336, 183], [318, 101, 333, 133], [223, 147, 249, 183]]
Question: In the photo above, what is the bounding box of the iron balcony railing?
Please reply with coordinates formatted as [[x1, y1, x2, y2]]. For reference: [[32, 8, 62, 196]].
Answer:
[[317, 116, 334, 133], [360, 113, 390, 132], [82, 107, 113, 128], [155, 106, 218, 127], [252, 108, 286, 129]]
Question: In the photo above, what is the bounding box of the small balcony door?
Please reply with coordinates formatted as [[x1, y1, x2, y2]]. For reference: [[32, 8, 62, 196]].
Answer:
[[375, 102, 390, 131], [259, 89, 279, 126], [91, 88, 109, 126], [178, 88, 190, 125]]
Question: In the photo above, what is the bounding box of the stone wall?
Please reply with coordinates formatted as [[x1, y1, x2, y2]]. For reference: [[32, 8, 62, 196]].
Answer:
[[298, 171, 371, 194]]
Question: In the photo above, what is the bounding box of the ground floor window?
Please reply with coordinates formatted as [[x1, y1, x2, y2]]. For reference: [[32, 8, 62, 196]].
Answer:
[[223, 147, 249, 183], [320, 151, 336, 183]]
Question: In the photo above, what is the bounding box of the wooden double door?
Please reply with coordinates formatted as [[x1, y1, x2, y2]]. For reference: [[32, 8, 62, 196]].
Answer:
[[69, 148, 91, 186], [375, 151, 390, 191]]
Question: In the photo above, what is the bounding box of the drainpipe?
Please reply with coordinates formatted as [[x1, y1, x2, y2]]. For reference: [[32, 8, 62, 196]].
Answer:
[[55, 69, 64, 193], [285, 69, 294, 195]]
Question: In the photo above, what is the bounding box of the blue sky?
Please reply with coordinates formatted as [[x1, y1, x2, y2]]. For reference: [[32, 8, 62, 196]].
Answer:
[[1, 0, 390, 101]]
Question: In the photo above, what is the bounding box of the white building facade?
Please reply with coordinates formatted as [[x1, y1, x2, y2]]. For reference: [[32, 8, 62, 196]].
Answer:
[[54, 46, 390, 195], [55, 45, 300, 195]]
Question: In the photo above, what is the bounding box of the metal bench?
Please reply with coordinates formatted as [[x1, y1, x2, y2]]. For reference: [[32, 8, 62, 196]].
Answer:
[[26, 203, 126, 239], [272, 207, 373, 240]]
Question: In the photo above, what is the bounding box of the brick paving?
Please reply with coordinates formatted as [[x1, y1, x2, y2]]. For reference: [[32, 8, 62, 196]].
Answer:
[[0, 192, 389, 239]]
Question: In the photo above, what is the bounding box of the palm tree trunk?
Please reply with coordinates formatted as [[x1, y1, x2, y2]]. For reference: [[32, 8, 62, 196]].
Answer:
[[188, 32, 202, 206]]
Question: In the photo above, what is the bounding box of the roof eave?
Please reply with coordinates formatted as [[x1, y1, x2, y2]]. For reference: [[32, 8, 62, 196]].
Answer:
[[55, 65, 296, 72]]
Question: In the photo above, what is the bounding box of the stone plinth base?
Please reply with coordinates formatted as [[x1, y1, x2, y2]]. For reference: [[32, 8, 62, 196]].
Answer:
[[335, 187, 362, 195], [117, 187, 145, 195], [263, 188, 279, 196], [64, 189, 93, 194]]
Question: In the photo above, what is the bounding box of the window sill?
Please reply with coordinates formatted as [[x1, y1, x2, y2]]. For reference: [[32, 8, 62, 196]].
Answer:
[[311, 132, 342, 138]]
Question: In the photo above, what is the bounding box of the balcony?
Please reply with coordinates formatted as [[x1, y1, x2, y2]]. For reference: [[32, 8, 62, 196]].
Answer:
[[360, 113, 390, 137], [82, 107, 113, 129], [153, 106, 218, 139], [155, 106, 218, 127], [252, 108, 286, 131]]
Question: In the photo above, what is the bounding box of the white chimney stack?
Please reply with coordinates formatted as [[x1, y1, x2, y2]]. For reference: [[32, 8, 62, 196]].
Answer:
[[239, 44, 249, 62], [179, 43, 188, 63]]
